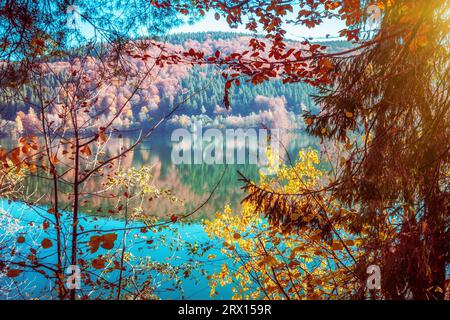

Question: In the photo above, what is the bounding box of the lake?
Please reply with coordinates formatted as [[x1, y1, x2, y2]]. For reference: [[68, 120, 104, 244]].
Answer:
[[0, 130, 318, 299]]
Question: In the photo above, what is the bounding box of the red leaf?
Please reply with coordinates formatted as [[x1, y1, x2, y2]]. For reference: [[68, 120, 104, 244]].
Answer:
[[50, 154, 59, 165], [88, 233, 117, 253], [41, 238, 53, 249], [99, 129, 107, 144], [9, 148, 21, 167], [42, 220, 50, 230], [7, 269, 23, 278], [80, 145, 92, 157], [101, 233, 117, 250], [92, 258, 106, 269]]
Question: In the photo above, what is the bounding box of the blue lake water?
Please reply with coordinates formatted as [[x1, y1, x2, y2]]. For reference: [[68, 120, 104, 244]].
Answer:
[[0, 199, 233, 299], [0, 132, 318, 299]]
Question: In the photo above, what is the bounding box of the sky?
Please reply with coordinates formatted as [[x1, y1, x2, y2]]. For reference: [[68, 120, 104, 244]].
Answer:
[[169, 11, 347, 41], [74, 7, 348, 43]]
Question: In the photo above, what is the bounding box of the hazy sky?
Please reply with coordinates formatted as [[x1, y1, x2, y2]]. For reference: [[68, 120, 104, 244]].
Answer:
[[169, 11, 347, 41], [75, 8, 347, 42]]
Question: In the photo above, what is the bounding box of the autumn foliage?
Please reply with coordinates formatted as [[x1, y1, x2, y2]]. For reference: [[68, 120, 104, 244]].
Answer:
[[0, 0, 448, 300]]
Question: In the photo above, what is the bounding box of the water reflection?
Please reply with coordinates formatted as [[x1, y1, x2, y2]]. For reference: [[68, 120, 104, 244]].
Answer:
[[1, 130, 317, 220]]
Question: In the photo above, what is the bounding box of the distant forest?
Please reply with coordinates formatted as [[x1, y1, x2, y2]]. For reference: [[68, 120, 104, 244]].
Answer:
[[0, 32, 350, 134]]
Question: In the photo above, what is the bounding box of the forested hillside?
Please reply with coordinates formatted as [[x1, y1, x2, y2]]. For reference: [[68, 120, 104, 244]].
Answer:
[[0, 32, 350, 135]]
